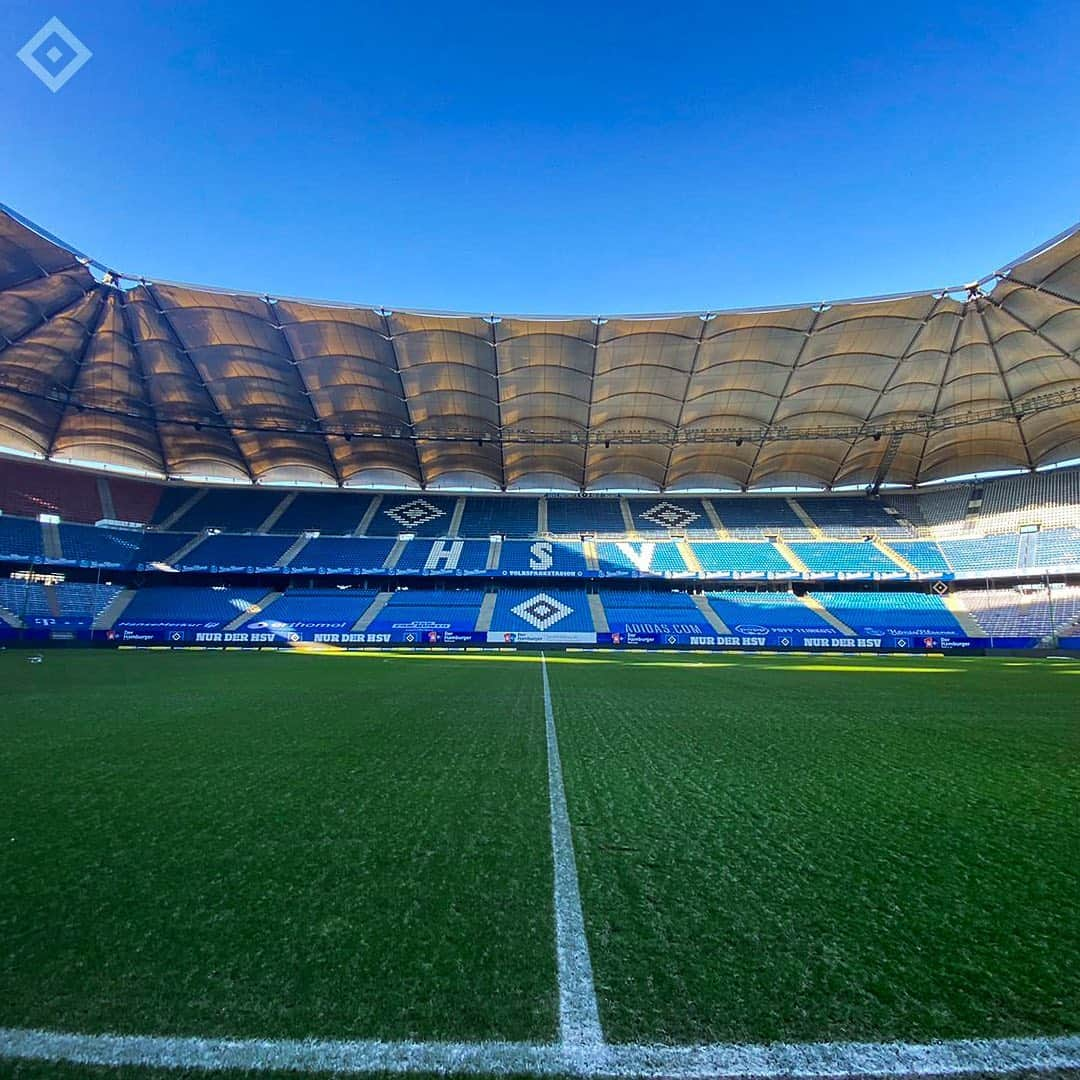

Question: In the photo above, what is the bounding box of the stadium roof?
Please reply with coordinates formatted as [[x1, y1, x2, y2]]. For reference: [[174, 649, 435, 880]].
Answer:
[[1, 205, 1080, 493]]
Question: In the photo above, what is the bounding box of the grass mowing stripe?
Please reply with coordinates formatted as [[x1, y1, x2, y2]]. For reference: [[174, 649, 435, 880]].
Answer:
[[1, 1026, 1078, 1076], [541, 653, 603, 1050]]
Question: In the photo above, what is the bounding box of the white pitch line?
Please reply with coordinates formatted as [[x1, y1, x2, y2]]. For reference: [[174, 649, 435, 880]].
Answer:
[[541, 650, 605, 1050], [1, 1028, 1078, 1077]]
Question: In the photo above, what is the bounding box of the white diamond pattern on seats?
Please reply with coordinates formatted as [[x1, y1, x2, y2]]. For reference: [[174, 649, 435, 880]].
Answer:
[[383, 498, 446, 528], [510, 592, 573, 630], [639, 501, 700, 529]]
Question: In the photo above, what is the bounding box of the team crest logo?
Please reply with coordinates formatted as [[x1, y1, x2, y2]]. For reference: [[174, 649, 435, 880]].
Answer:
[[640, 501, 700, 529], [511, 592, 573, 630], [384, 498, 446, 528]]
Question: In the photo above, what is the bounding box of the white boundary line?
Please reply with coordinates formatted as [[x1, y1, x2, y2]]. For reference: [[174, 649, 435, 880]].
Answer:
[[1, 653, 1077, 1076], [1, 1028, 1077, 1076], [541, 650, 605, 1049]]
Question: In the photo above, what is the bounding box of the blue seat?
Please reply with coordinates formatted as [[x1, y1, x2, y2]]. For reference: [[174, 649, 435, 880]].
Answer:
[[457, 497, 538, 537], [546, 499, 625, 534], [594, 541, 688, 575], [809, 591, 964, 636]]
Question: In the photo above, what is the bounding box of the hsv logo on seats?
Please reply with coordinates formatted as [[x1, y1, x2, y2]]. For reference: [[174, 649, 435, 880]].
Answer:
[[511, 592, 573, 630], [639, 501, 700, 529], [384, 499, 446, 529]]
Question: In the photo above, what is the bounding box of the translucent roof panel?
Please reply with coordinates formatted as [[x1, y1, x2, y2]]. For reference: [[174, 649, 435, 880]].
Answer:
[[1, 205, 1079, 490]]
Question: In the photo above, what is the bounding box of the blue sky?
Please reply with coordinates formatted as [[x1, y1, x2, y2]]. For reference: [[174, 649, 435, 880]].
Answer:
[[4, 0, 1079, 315]]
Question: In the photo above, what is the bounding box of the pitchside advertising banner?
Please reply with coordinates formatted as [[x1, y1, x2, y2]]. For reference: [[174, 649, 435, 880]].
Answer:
[[0, 625, 1057, 651]]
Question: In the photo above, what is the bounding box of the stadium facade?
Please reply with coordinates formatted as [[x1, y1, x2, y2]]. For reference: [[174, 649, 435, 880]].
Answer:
[[1, 206, 1079, 652]]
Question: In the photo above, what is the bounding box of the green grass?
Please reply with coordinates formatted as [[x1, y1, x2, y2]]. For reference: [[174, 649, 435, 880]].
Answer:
[[0, 647, 1078, 1074], [551, 652, 1080, 1045], [0, 650, 556, 1043]]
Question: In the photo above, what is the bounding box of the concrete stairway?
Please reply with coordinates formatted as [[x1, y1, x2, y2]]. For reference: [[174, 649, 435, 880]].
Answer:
[[582, 539, 599, 571], [587, 594, 609, 634], [676, 539, 702, 574], [799, 594, 855, 636], [41, 521, 63, 561], [355, 496, 382, 536], [223, 591, 281, 632], [157, 488, 205, 530], [475, 592, 497, 633], [352, 592, 392, 633], [942, 594, 988, 638], [257, 493, 294, 533], [773, 538, 809, 574], [448, 498, 466, 538], [701, 499, 729, 537], [162, 531, 210, 566], [275, 534, 312, 568], [874, 538, 918, 574], [787, 499, 824, 537], [383, 537, 409, 570], [692, 594, 730, 634], [92, 589, 135, 630]]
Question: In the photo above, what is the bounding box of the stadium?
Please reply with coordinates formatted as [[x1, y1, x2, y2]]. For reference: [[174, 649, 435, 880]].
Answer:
[[1, 202, 1078, 1080]]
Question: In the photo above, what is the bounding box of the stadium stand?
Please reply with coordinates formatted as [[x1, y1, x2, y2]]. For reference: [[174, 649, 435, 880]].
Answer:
[[977, 470, 1080, 533], [457, 497, 538, 537], [594, 541, 688, 575], [546, 498, 626, 534], [374, 495, 458, 537], [160, 488, 285, 532], [285, 536, 396, 574], [789, 541, 907, 576], [958, 585, 1080, 640], [366, 589, 486, 634], [709, 497, 807, 536], [243, 588, 377, 631], [267, 492, 373, 536], [691, 541, 796, 575], [797, 497, 911, 537], [887, 540, 954, 576], [1030, 528, 1080, 570], [600, 590, 711, 634], [53, 582, 124, 625], [0, 459, 102, 523], [489, 587, 595, 633], [107, 475, 162, 525], [704, 590, 836, 632], [57, 523, 143, 567], [0, 579, 50, 621], [393, 540, 491, 575], [885, 485, 972, 533], [498, 540, 588, 575], [626, 498, 711, 535], [173, 533, 297, 571], [115, 586, 267, 629], [937, 534, 1021, 575], [0, 516, 45, 561], [150, 487, 201, 527], [133, 531, 198, 569], [810, 591, 966, 636]]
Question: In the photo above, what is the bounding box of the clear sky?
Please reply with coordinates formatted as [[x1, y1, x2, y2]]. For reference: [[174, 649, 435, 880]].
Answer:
[[4, 0, 1079, 315]]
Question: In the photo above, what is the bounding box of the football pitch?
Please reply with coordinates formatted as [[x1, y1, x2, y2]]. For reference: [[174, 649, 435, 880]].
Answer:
[[0, 648, 1077, 1079]]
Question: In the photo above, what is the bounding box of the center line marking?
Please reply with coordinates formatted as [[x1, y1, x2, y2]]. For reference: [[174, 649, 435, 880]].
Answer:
[[541, 651, 604, 1049]]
